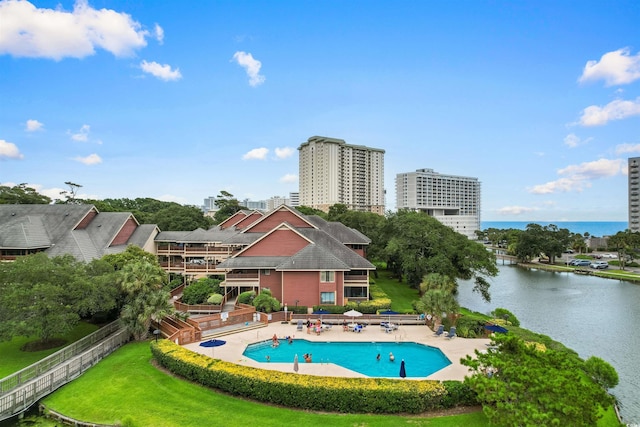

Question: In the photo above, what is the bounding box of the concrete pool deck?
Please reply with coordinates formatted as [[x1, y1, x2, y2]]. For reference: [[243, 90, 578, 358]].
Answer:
[[183, 323, 491, 381]]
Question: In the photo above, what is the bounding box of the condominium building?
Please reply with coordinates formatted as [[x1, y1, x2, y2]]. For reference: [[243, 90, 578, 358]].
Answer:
[[395, 168, 481, 239], [629, 157, 640, 232], [298, 136, 385, 214]]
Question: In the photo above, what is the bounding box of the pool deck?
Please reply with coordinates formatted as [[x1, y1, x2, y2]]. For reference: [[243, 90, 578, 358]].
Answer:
[[183, 323, 491, 381]]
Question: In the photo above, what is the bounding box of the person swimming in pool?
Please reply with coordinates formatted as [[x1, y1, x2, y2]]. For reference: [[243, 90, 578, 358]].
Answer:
[[389, 352, 395, 362], [376, 353, 381, 361]]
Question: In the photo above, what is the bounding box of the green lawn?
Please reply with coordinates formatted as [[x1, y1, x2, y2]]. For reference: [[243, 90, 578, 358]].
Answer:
[[374, 269, 420, 313], [0, 321, 99, 378], [42, 341, 489, 427]]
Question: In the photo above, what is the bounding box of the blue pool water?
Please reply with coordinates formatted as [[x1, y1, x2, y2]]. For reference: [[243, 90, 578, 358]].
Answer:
[[242, 340, 451, 378]]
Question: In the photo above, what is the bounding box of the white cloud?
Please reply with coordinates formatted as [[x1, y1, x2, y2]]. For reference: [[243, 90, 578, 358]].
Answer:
[[497, 206, 537, 216], [0, 139, 24, 159], [579, 48, 640, 86], [579, 97, 640, 126], [563, 133, 593, 148], [279, 174, 298, 183], [25, 119, 44, 131], [73, 153, 102, 165], [0, 0, 150, 60], [615, 143, 640, 155], [140, 60, 182, 81], [275, 147, 295, 159], [529, 158, 624, 194], [242, 147, 268, 160], [69, 124, 90, 141], [563, 133, 579, 148], [154, 23, 164, 44], [232, 51, 265, 87]]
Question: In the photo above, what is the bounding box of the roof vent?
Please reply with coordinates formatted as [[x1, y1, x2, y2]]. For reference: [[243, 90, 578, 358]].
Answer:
[[11, 212, 15, 216]]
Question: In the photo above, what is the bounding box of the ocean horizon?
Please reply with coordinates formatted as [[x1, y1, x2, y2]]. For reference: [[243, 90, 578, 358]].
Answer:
[[481, 221, 628, 237]]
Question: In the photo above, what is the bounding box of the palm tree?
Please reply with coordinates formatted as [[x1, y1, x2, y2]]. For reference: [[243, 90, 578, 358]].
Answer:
[[416, 273, 459, 329], [118, 261, 173, 340]]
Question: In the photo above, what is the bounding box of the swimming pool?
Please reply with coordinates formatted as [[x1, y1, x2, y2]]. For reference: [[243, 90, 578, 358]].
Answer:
[[242, 339, 451, 378]]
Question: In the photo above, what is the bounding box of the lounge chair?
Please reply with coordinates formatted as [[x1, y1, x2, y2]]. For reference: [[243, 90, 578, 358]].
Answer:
[[445, 326, 456, 339], [296, 320, 303, 331], [384, 323, 398, 333], [434, 325, 444, 337]]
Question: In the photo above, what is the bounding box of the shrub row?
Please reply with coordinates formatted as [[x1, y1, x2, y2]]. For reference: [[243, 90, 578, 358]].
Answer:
[[150, 340, 475, 414]]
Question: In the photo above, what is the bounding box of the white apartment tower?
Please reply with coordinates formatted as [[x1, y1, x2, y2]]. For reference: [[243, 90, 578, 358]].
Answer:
[[298, 136, 385, 214], [629, 157, 640, 232], [396, 168, 481, 239]]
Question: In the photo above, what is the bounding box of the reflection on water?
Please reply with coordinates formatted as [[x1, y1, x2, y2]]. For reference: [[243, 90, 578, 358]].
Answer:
[[458, 264, 640, 424]]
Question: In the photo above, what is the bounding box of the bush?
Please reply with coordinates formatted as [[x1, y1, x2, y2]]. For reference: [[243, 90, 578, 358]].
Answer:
[[440, 381, 478, 408], [181, 278, 221, 305], [491, 308, 520, 327], [207, 293, 223, 304], [237, 290, 256, 304], [253, 289, 280, 313], [151, 340, 463, 414]]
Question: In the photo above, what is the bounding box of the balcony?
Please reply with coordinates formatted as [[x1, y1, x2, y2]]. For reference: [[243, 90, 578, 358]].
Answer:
[[344, 271, 369, 285]]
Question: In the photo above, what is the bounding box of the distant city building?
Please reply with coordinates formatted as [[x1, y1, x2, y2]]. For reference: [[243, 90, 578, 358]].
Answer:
[[298, 136, 385, 214], [289, 192, 300, 207], [267, 196, 289, 211], [243, 199, 267, 211], [202, 196, 217, 213], [395, 168, 481, 239], [629, 157, 640, 233]]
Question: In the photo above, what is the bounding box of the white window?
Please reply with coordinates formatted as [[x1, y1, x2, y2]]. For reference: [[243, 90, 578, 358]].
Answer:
[[320, 292, 335, 304], [320, 271, 335, 282]]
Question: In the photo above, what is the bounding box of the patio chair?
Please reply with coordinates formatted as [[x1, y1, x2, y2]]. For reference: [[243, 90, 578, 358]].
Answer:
[[384, 323, 398, 333], [296, 320, 303, 331], [434, 324, 444, 337], [445, 326, 456, 339]]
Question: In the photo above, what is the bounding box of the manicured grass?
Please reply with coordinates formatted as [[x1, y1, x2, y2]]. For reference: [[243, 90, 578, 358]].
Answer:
[[0, 321, 99, 378], [374, 270, 420, 313], [43, 341, 489, 427]]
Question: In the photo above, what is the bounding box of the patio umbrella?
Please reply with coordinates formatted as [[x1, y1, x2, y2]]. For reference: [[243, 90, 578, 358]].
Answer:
[[312, 308, 330, 322], [485, 324, 509, 334], [199, 339, 226, 347], [380, 309, 399, 323], [293, 354, 299, 373], [343, 309, 363, 324], [399, 359, 406, 378]]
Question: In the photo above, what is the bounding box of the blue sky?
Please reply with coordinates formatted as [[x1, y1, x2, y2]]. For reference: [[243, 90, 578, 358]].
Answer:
[[1, 0, 640, 221]]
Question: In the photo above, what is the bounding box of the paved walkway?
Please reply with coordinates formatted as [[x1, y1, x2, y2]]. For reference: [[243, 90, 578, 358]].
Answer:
[[183, 322, 490, 381]]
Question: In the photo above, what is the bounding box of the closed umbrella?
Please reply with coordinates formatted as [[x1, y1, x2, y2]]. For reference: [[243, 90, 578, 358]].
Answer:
[[399, 359, 406, 378], [293, 354, 299, 373]]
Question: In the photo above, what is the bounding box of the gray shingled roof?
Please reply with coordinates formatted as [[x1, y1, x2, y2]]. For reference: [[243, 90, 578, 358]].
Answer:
[[155, 226, 239, 243], [276, 244, 350, 270], [217, 256, 289, 269], [304, 215, 371, 244], [0, 204, 157, 262], [295, 228, 375, 270]]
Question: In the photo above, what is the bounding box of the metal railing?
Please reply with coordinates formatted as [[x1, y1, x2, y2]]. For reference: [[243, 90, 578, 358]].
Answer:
[[0, 321, 121, 395], [0, 328, 129, 422]]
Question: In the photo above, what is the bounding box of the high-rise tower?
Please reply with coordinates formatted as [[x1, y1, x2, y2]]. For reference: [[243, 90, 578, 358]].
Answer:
[[298, 136, 385, 214]]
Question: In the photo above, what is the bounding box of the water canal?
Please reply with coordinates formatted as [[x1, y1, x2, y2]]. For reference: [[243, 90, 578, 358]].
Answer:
[[458, 264, 640, 424]]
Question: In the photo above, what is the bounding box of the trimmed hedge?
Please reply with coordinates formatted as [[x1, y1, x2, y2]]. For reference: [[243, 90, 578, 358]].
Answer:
[[150, 340, 473, 414]]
